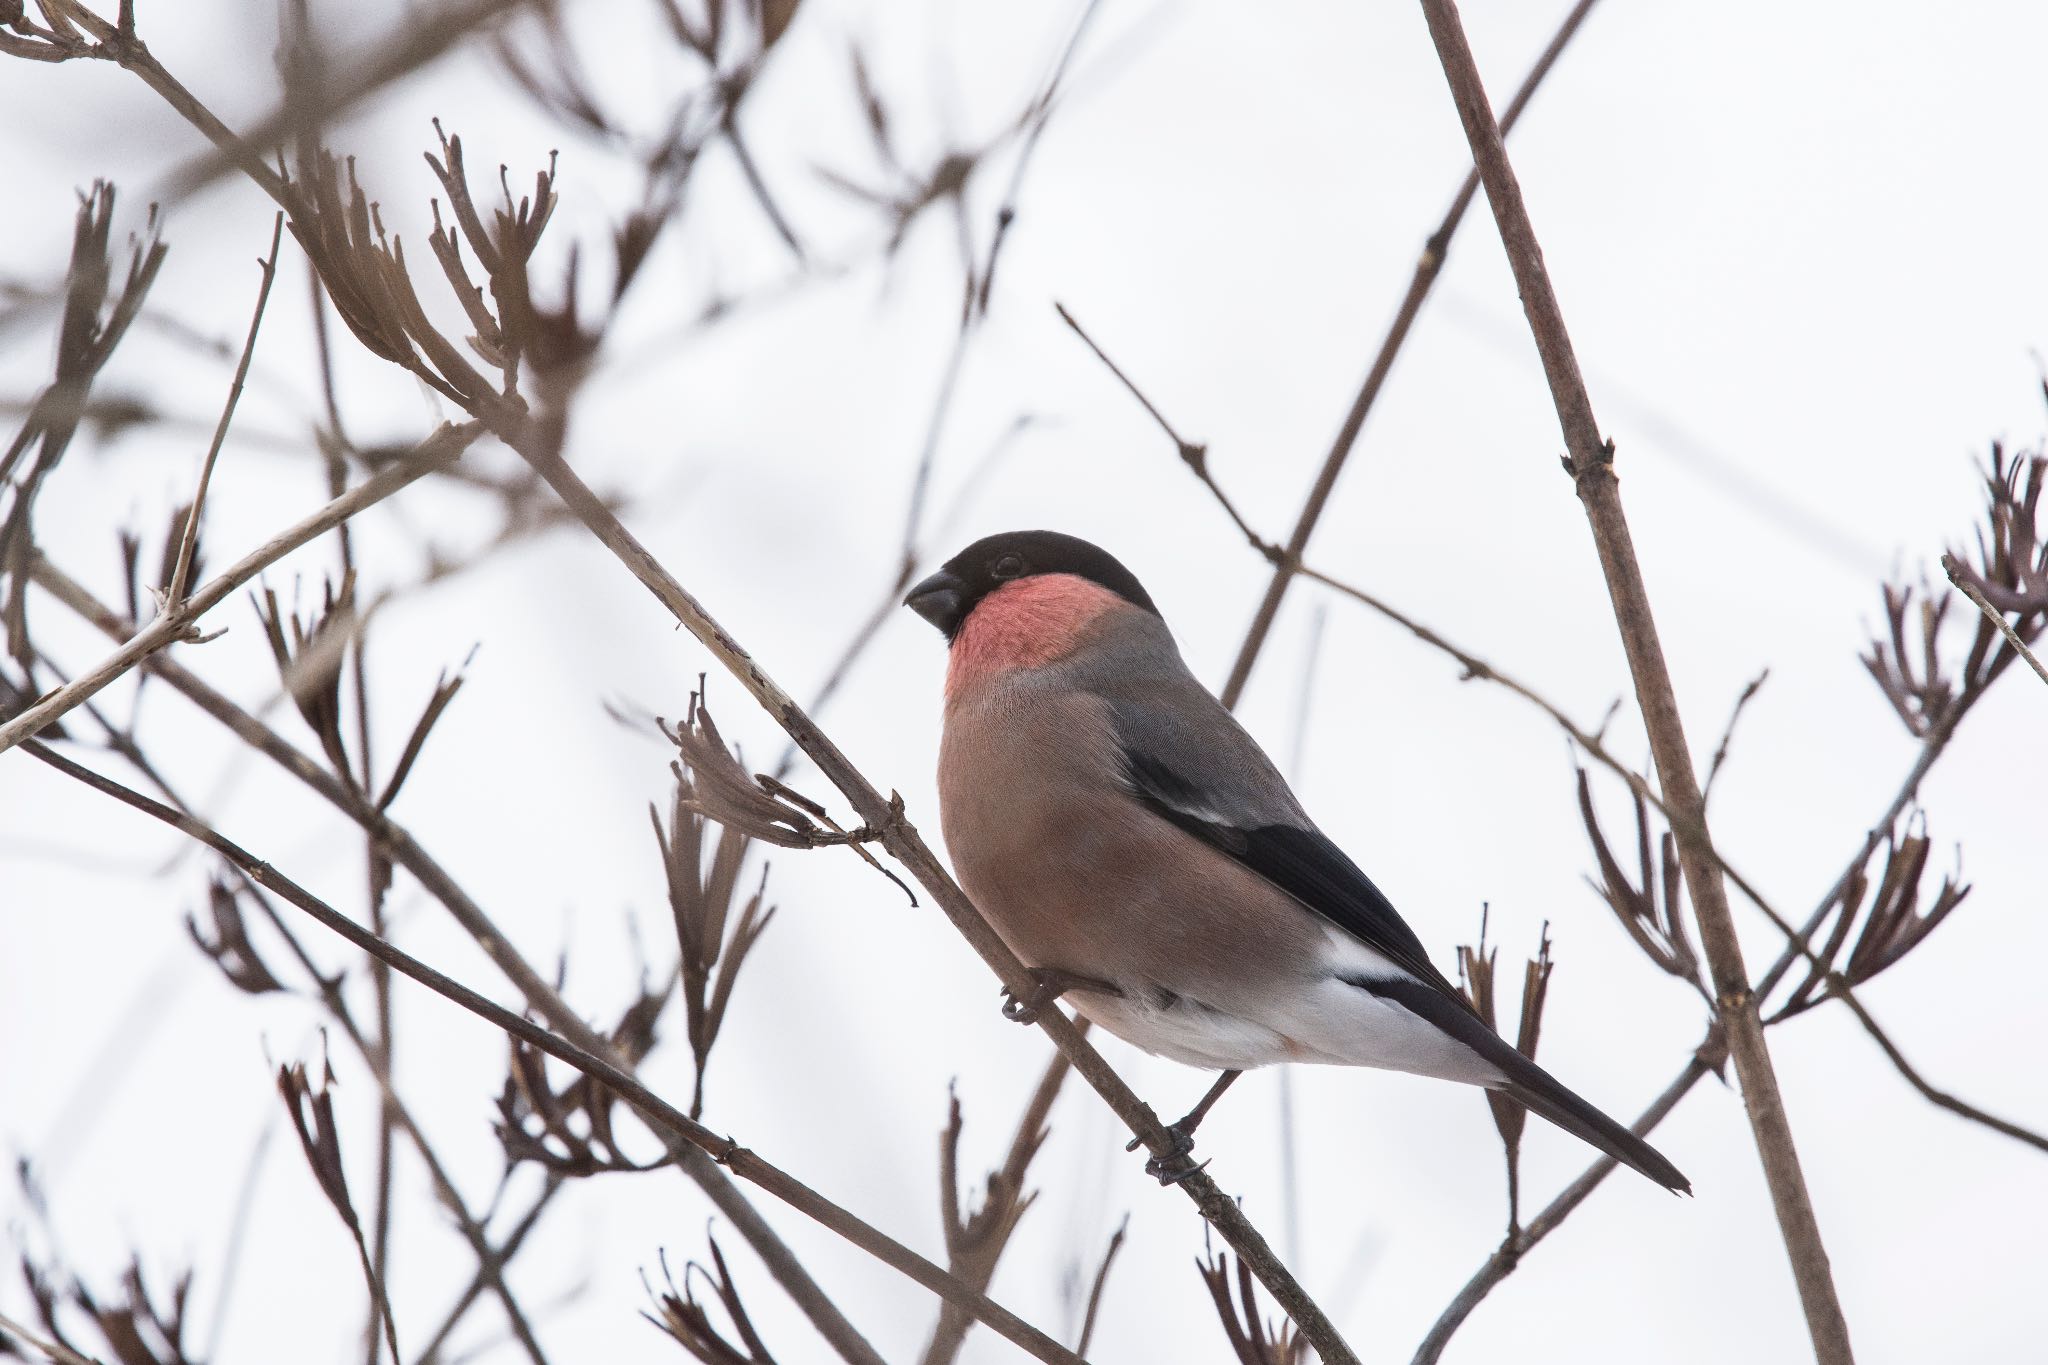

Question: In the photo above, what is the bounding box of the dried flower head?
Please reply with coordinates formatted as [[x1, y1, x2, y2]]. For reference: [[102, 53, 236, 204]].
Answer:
[[1769, 819, 1970, 1023], [1575, 769, 1705, 994]]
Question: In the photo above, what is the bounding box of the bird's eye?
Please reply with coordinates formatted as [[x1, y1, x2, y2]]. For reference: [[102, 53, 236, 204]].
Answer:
[[991, 553, 1025, 579]]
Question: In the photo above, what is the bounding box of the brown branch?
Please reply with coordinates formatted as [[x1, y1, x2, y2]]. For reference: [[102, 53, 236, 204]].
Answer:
[[1943, 551, 2048, 690], [1054, 302, 1280, 561], [21, 737, 1085, 1365], [1411, 1045, 1719, 1365], [1413, 4, 1852, 1358], [28, 567, 889, 1365], [166, 212, 284, 608], [921, 1044, 1078, 1365], [1417, 715, 1968, 1357], [1826, 981, 2048, 1154], [1071, 1214, 1127, 1359], [412, 1175, 565, 1364], [0, 419, 482, 754], [1219, 0, 1604, 706]]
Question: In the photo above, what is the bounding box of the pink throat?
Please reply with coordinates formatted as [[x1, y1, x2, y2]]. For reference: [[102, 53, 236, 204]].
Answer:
[[945, 574, 1123, 702]]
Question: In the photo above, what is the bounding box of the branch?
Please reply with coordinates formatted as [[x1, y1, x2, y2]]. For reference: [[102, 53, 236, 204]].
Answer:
[[1417, 710, 1970, 1356], [25, 564, 886, 1365], [165, 212, 284, 608], [1411, 1045, 1719, 1365], [0, 419, 482, 753], [1413, 4, 1852, 1357], [1943, 551, 2048, 690], [1220, 0, 1604, 706], [21, 738, 1086, 1365], [921, 1044, 1078, 1365]]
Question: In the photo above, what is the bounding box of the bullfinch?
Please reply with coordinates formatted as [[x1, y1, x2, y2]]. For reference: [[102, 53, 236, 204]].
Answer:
[[904, 530, 1688, 1193]]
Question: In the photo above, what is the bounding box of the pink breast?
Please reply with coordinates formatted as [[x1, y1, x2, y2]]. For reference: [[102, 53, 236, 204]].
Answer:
[[945, 574, 1123, 702]]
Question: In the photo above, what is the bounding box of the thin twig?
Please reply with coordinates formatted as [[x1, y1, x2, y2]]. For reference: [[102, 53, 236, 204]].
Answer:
[[27, 562, 889, 1365], [921, 1043, 1078, 1365], [1943, 552, 2048, 689], [975, 0, 1106, 314], [1411, 1048, 1718, 1365], [1054, 302, 1280, 561], [1417, 716, 1969, 1357], [1072, 1214, 1128, 1359], [1827, 982, 2048, 1154], [0, 419, 482, 755], [1702, 669, 1769, 804], [411, 1175, 566, 1365], [1220, 0, 1604, 706], [1414, 4, 1852, 1357], [166, 211, 284, 608], [22, 737, 1087, 1365]]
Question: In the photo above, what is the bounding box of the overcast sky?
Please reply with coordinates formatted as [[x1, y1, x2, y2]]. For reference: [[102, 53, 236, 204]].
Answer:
[[4, 2, 2046, 1362]]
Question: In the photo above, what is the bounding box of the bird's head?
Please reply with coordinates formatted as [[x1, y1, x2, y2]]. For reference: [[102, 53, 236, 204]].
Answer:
[[904, 531, 1161, 698], [903, 530, 1157, 642]]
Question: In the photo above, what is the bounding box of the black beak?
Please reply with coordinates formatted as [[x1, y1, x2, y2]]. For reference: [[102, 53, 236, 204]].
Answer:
[[904, 568, 967, 637]]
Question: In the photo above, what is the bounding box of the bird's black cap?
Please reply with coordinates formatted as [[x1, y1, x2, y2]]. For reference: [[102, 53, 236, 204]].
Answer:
[[903, 530, 1159, 641]]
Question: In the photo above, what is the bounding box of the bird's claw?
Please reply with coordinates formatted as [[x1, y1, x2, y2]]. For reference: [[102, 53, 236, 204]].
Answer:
[[999, 967, 1116, 1025], [1130, 1120, 1205, 1185], [1000, 970, 1062, 1025]]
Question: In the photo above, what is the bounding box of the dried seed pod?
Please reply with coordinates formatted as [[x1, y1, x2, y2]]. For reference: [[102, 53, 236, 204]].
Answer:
[[1770, 819, 1971, 1022], [1575, 769, 1704, 992]]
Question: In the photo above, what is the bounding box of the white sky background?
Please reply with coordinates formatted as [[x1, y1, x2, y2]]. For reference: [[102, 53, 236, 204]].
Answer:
[[3, 1, 2047, 1362]]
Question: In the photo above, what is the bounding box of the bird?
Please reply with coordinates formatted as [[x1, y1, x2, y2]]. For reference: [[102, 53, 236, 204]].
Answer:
[[903, 529, 1689, 1193]]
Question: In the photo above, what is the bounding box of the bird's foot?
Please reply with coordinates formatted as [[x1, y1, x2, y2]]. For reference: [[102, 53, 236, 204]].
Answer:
[[1128, 1120, 1208, 1185], [1000, 967, 1117, 1024], [1125, 1070, 1240, 1184]]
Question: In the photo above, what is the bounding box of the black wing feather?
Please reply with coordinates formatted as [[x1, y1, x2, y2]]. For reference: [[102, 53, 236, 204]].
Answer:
[[1121, 746, 1461, 996]]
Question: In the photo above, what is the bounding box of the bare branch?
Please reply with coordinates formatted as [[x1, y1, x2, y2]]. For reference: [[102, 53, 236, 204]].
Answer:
[[22, 737, 1084, 1365], [1220, 0, 1605, 705], [1414, 3, 1851, 1353], [165, 212, 284, 608], [0, 420, 482, 753]]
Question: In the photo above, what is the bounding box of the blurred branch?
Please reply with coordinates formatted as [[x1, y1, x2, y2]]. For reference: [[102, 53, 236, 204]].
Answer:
[[21, 737, 1086, 1365], [276, 1056, 403, 1365], [1197, 1246, 1307, 1365], [0, 419, 482, 753], [1220, 0, 1604, 706], [165, 212, 283, 609], [203, 876, 550, 1365], [781, 0, 1099, 768], [921, 1044, 1078, 1365], [1070, 1214, 1126, 1359], [643, 1236, 778, 1363], [1412, 7, 1850, 1358], [1702, 669, 1768, 804], [412, 1174, 567, 1365], [22, 564, 891, 1365]]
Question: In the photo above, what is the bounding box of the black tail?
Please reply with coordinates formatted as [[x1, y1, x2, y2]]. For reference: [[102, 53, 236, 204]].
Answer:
[[1362, 976, 1691, 1193], [1498, 1069, 1690, 1195]]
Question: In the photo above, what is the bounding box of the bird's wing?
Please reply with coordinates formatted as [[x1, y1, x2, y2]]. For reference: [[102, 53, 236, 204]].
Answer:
[[1110, 707, 1471, 1005]]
